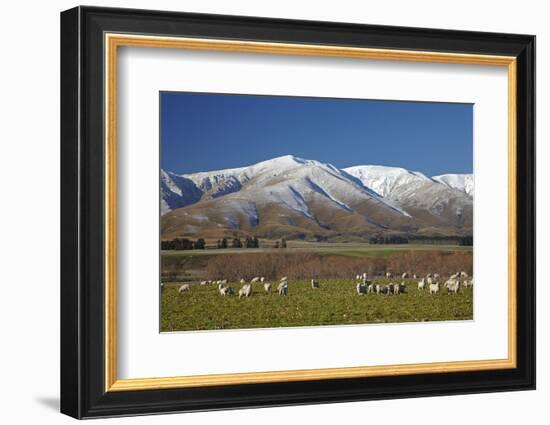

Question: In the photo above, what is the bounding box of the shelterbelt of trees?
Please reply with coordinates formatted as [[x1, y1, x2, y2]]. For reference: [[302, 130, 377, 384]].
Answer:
[[161, 236, 289, 250]]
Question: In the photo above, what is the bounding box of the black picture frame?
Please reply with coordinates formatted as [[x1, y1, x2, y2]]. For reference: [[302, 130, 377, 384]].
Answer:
[[61, 5, 535, 419]]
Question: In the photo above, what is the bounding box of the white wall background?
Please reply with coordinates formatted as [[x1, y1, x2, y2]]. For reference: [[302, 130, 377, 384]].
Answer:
[[0, 0, 545, 424]]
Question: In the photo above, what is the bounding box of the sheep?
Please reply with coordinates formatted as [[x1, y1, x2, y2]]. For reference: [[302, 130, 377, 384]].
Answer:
[[356, 282, 368, 295], [367, 283, 375, 294], [239, 278, 246, 284], [264, 282, 272, 293], [394, 282, 407, 295], [220, 279, 228, 285], [200, 280, 208, 286], [250, 277, 260, 283], [429, 281, 440, 295], [379, 283, 393, 295], [178, 283, 190, 294], [413, 274, 417, 279], [417, 278, 426, 290], [260, 277, 265, 283], [433, 273, 441, 280], [445, 278, 460, 294], [218, 283, 233, 297], [460, 271, 469, 278], [311, 278, 320, 289], [278, 281, 288, 296], [401, 272, 409, 279], [238, 283, 252, 298], [355, 274, 362, 280], [362, 272, 368, 281], [426, 275, 434, 286], [280, 276, 288, 282], [385, 272, 392, 279]]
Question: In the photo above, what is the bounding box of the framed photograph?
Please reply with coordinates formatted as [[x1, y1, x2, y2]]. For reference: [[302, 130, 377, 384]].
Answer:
[[60, 6, 535, 419]]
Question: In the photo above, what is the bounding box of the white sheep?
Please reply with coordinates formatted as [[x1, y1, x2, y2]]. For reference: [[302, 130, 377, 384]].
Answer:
[[178, 283, 190, 294], [417, 278, 426, 290], [445, 278, 460, 294], [260, 277, 265, 283], [220, 279, 228, 285], [280, 276, 288, 282], [460, 271, 469, 278], [355, 274, 362, 280], [429, 281, 440, 295], [218, 283, 232, 296], [238, 283, 252, 298], [413, 274, 417, 279], [278, 281, 288, 296], [394, 282, 406, 295], [250, 277, 260, 283], [401, 272, 409, 279], [426, 275, 434, 286], [264, 282, 272, 293], [433, 273, 440, 280], [385, 272, 392, 279], [200, 280, 208, 286], [311, 278, 320, 288], [239, 278, 246, 284]]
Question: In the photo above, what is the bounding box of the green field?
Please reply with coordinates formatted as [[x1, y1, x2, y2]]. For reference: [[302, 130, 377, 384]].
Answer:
[[161, 278, 473, 332]]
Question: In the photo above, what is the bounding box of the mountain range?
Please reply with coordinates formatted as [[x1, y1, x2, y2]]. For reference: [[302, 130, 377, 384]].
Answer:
[[161, 155, 473, 241]]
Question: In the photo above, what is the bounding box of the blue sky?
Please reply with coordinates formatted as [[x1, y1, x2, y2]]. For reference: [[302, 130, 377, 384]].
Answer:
[[161, 92, 472, 176]]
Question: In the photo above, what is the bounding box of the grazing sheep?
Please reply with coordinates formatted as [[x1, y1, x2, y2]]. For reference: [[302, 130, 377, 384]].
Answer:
[[385, 272, 392, 279], [207, 280, 213, 285], [311, 278, 320, 289], [250, 277, 260, 283], [264, 282, 272, 293], [218, 283, 232, 297], [280, 276, 288, 282], [238, 283, 252, 298], [200, 280, 208, 286], [278, 281, 288, 296], [178, 283, 190, 294], [429, 281, 440, 295], [417, 278, 426, 290], [356, 282, 368, 295], [220, 279, 228, 285], [445, 278, 460, 294], [401, 272, 409, 279], [378, 285, 390, 295], [394, 282, 407, 295]]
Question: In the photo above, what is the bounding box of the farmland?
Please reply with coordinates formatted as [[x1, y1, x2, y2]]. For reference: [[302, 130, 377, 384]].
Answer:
[[160, 243, 473, 332]]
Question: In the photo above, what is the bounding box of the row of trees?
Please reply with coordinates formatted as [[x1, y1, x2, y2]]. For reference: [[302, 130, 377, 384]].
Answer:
[[217, 236, 260, 249], [161, 236, 291, 250], [161, 238, 206, 250], [369, 235, 473, 246]]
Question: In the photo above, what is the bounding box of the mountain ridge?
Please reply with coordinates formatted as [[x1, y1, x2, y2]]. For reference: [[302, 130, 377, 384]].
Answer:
[[161, 155, 473, 241]]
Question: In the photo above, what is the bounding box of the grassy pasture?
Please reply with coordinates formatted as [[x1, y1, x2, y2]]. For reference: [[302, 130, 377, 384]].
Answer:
[[160, 278, 473, 332]]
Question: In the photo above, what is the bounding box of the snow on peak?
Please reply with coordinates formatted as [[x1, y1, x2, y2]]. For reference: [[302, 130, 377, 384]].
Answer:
[[433, 174, 474, 197], [344, 165, 432, 198]]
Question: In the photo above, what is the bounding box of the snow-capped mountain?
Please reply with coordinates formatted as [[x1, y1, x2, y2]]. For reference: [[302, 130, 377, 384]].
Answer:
[[433, 174, 474, 197], [161, 155, 473, 241]]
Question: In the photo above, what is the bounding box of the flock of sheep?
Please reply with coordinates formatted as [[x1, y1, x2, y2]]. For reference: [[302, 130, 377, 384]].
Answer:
[[169, 270, 473, 298], [355, 271, 474, 296]]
